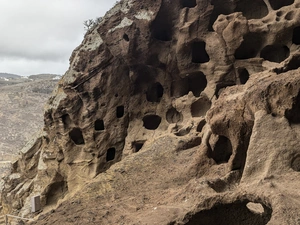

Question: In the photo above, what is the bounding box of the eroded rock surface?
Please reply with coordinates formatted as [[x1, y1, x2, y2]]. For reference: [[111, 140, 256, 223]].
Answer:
[[1, 0, 300, 224]]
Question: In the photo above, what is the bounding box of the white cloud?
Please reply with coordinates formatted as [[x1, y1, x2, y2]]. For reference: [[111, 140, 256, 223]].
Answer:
[[0, 0, 117, 76]]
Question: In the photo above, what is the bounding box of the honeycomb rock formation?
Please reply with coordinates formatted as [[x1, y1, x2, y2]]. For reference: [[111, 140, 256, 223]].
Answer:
[[2, 0, 300, 224]]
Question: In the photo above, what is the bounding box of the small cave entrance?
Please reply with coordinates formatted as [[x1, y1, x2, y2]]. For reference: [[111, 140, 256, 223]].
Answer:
[[123, 33, 129, 42], [196, 120, 206, 132], [192, 41, 210, 63], [260, 44, 290, 63], [292, 26, 300, 45], [210, 135, 233, 164], [166, 108, 183, 123], [46, 181, 68, 206], [269, 0, 294, 10], [69, 128, 85, 145], [180, 0, 197, 8], [285, 91, 300, 123], [61, 114, 71, 129], [235, 33, 263, 59], [146, 82, 164, 102], [188, 72, 207, 97], [235, 0, 268, 20], [291, 155, 300, 172], [94, 119, 104, 131], [132, 141, 145, 153], [171, 72, 207, 97], [184, 200, 272, 225], [237, 68, 250, 84], [106, 148, 116, 162], [150, 3, 173, 41], [116, 106, 125, 118], [191, 96, 212, 117], [142, 115, 162, 130]]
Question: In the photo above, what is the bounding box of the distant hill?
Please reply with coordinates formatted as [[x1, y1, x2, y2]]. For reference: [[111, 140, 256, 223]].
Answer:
[[0, 74, 60, 163], [0, 73, 21, 79]]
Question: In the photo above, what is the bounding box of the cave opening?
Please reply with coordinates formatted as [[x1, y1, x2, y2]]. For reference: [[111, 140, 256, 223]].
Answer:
[[46, 181, 68, 206], [260, 44, 290, 63], [146, 82, 164, 102], [292, 26, 300, 45], [116, 106, 125, 118], [69, 128, 85, 145], [106, 148, 116, 162], [192, 41, 210, 63], [191, 96, 212, 117], [291, 155, 300, 172], [150, 5, 173, 41], [268, 0, 294, 10], [94, 119, 105, 131], [238, 68, 250, 84], [166, 108, 183, 123], [235, 33, 263, 59], [184, 200, 272, 225], [123, 33, 129, 42], [235, 0, 268, 19], [211, 135, 233, 164], [196, 120, 206, 132], [188, 72, 207, 97], [180, 0, 197, 8], [132, 141, 145, 153], [142, 115, 162, 130]]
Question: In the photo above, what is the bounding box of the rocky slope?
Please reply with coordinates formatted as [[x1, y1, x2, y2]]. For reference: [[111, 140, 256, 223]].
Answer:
[[0, 75, 60, 176], [1, 0, 300, 224]]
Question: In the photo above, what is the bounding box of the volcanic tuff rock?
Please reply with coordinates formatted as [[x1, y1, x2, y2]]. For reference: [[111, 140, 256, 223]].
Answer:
[[1, 0, 300, 224]]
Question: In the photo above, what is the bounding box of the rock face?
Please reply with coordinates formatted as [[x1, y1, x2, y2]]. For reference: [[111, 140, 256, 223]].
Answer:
[[2, 0, 300, 224]]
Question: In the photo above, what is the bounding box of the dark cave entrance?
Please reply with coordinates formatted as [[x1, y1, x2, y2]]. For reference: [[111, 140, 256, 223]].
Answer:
[[260, 44, 290, 63], [184, 200, 272, 225], [106, 148, 116, 162], [269, 0, 294, 10], [292, 26, 300, 45], [146, 82, 164, 102], [132, 141, 145, 153], [116, 106, 125, 118], [94, 119, 105, 131], [142, 115, 162, 130], [180, 0, 197, 8], [192, 41, 210, 63], [69, 128, 85, 145]]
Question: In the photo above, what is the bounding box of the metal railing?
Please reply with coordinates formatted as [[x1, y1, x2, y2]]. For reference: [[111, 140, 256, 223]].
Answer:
[[0, 214, 33, 225]]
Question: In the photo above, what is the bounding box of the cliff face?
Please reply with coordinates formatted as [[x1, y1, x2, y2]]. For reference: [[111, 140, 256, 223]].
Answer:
[[2, 0, 300, 224]]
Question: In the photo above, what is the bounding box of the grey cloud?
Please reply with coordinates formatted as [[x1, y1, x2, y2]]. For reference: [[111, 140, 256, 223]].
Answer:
[[0, 0, 117, 75]]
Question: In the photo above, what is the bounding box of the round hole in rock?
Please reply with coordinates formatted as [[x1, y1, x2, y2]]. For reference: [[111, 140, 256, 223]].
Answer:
[[143, 115, 161, 130], [69, 128, 85, 145], [291, 155, 300, 172], [191, 96, 212, 117], [106, 148, 116, 162], [166, 108, 183, 123], [192, 41, 210, 63], [146, 82, 164, 102], [235, 0, 268, 19], [116, 106, 124, 118], [260, 44, 290, 63], [184, 200, 272, 225], [180, 0, 196, 8], [235, 33, 263, 59], [150, 5, 173, 41], [292, 27, 300, 45], [123, 33, 129, 42], [238, 68, 250, 84], [94, 119, 104, 131], [211, 135, 233, 164], [269, 0, 294, 10]]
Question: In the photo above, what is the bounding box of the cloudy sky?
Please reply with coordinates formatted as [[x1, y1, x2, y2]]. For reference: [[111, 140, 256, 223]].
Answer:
[[0, 0, 117, 76]]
